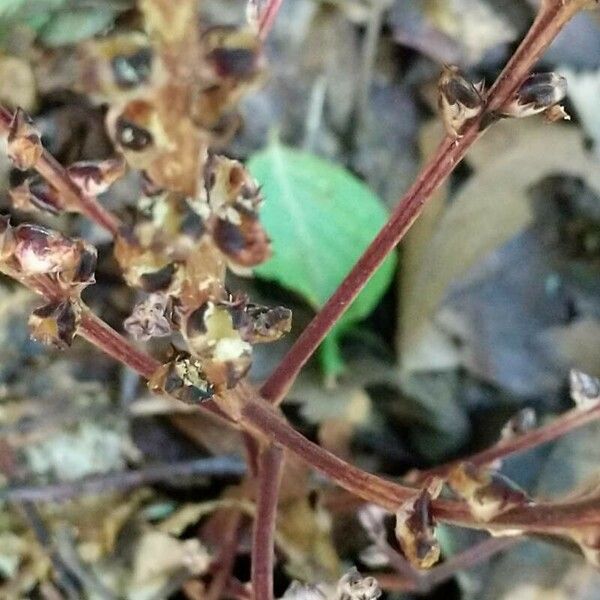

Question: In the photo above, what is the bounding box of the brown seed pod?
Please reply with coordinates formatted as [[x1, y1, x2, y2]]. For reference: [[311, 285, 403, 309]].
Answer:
[[67, 157, 126, 197], [12, 224, 97, 289], [9, 180, 62, 215], [395, 481, 443, 569], [498, 72, 568, 119], [212, 212, 271, 269], [438, 65, 485, 138], [7, 108, 43, 171], [448, 463, 531, 522], [29, 298, 80, 349], [148, 352, 214, 404]]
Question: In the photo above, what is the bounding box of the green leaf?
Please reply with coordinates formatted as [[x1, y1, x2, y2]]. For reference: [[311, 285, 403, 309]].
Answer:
[[248, 141, 396, 376]]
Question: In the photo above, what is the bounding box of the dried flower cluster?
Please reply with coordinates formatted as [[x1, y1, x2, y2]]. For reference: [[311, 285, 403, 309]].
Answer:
[[76, 0, 290, 399]]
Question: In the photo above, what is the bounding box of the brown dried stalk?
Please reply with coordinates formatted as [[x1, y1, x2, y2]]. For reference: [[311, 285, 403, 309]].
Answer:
[[0, 106, 122, 236], [250, 444, 283, 600]]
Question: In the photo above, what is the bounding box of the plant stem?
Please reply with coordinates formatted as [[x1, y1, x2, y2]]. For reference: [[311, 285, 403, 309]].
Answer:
[[258, 0, 283, 40], [413, 402, 600, 482], [1, 456, 246, 503], [259, 0, 584, 406], [251, 444, 284, 600], [0, 105, 122, 236]]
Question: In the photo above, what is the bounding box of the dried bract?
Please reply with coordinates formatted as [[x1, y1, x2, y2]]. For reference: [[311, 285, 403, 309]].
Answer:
[[501, 407, 537, 440], [29, 299, 80, 349], [394, 480, 443, 569], [448, 463, 530, 522], [9, 180, 62, 215], [124, 292, 177, 341], [7, 107, 42, 170], [335, 568, 381, 600], [67, 157, 126, 197], [438, 65, 485, 138], [12, 224, 97, 290], [149, 352, 214, 404], [498, 72, 567, 120], [569, 369, 600, 409]]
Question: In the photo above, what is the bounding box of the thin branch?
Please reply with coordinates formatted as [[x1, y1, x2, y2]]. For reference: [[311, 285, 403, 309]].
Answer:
[[0, 105, 122, 236], [258, 0, 284, 40], [251, 444, 284, 600], [1, 456, 246, 503], [413, 402, 600, 482], [259, 0, 585, 406]]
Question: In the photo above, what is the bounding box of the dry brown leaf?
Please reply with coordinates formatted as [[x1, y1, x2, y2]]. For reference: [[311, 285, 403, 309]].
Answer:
[[400, 118, 600, 374]]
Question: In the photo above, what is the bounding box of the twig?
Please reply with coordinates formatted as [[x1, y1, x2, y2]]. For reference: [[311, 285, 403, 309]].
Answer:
[[258, 0, 284, 40], [1, 456, 246, 503], [259, 0, 587, 406], [251, 444, 284, 600], [0, 105, 122, 236], [413, 402, 600, 482], [205, 512, 244, 600]]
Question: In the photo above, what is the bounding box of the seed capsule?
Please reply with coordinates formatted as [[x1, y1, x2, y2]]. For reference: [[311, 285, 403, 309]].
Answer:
[[499, 72, 568, 119], [438, 65, 485, 138], [67, 157, 126, 197], [29, 299, 80, 349], [149, 353, 214, 404], [9, 180, 62, 215], [7, 108, 43, 171]]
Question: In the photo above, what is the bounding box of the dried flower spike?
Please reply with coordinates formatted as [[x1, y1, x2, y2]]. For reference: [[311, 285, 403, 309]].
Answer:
[[394, 480, 443, 569], [438, 65, 485, 138], [498, 72, 568, 120], [570, 369, 600, 409], [29, 299, 80, 349], [448, 463, 530, 522], [7, 107, 43, 170]]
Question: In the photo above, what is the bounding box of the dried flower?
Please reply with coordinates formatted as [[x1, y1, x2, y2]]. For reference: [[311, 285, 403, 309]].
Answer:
[[9, 180, 62, 215], [67, 157, 126, 197], [335, 568, 381, 600], [395, 480, 443, 569], [149, 352, 214, 404], [448, 463, 530, 522], [498, 72, 567, 120], [29, 299, 80, 349], [124, 293, 178, 341], [569, 369, 600, 409], [501, 408, 537, 440], [438, 65, 485, 138], [13, 224, 97, 289], [7, 107, 43, 170]]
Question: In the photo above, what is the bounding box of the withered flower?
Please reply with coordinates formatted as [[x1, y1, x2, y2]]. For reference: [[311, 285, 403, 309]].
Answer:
[[448, 463, 531, 522], [183, 300, 252, 388], [7, 107, 43, 171], [149, 352, 214, 404], [29, 299, 80, 349], [124, 292, 177, 341], [335, 568, 381, 600], [570, 369, 600, 409], [67, 156, 126, 197], [394, 480, 443, 569], [212, 213, 271, 269], [498, 72, 568, 120], [9, 180, 62, 215], [13, 224, 96, 289], [438, 65, 485, 138]]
